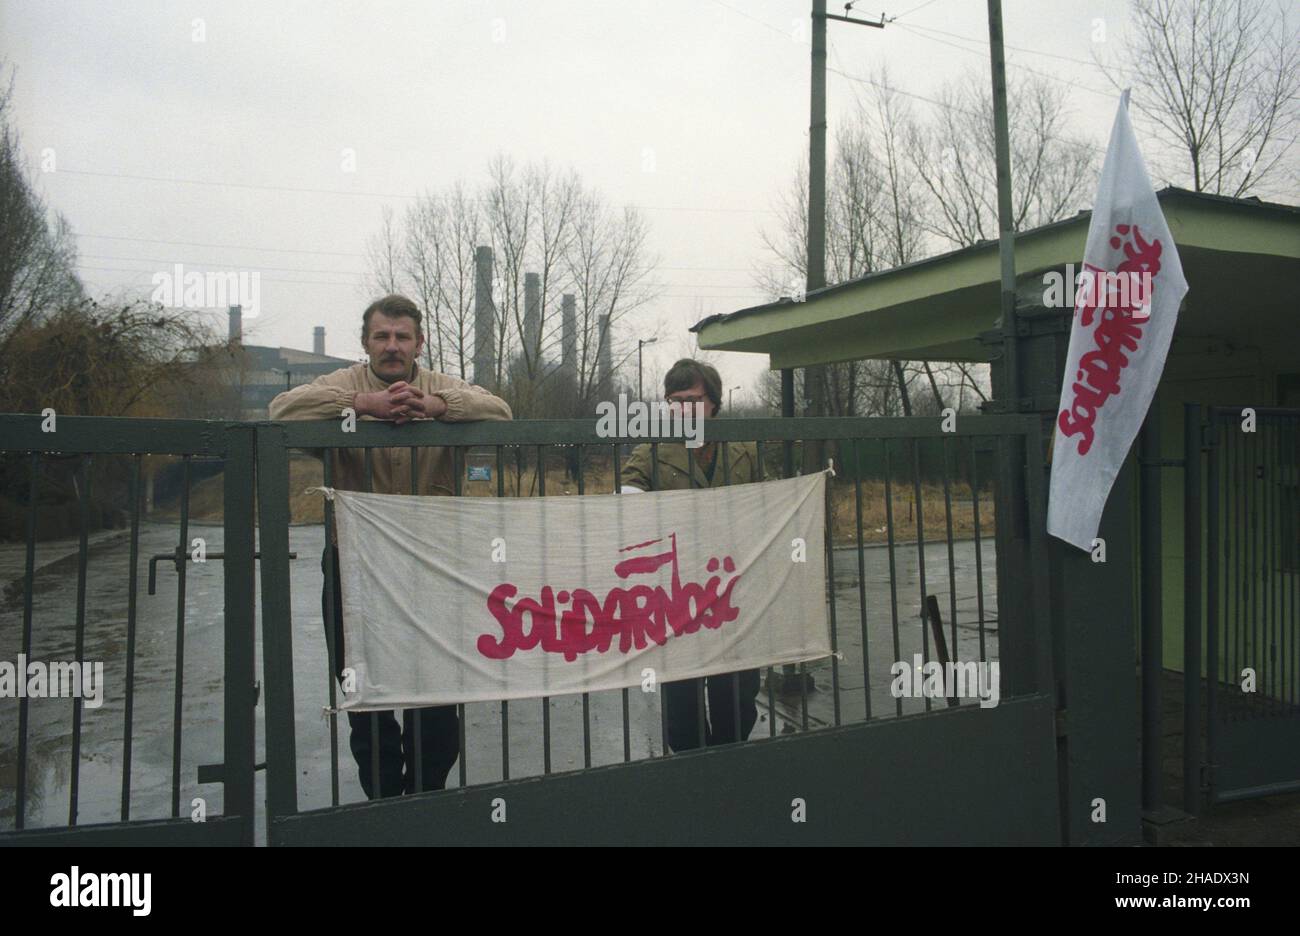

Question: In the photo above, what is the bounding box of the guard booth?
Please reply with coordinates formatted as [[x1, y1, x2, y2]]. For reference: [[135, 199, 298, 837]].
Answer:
[[693, 187, 1300, 844]]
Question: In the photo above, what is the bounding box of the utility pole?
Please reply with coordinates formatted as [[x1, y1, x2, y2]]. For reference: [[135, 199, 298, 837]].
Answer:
[[781, 0, 887, 692], [987, 0, 1019, 410], [804, 0, 884, 445]]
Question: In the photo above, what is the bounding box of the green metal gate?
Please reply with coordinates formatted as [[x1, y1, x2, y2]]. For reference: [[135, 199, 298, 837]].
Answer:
[[255, 415, 1061, 846], [0, 417, 257, 846], [1187, 406, 1300, 803]]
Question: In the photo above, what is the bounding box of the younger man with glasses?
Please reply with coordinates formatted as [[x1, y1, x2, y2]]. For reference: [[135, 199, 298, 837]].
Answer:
[[618, 358, 762, 751]]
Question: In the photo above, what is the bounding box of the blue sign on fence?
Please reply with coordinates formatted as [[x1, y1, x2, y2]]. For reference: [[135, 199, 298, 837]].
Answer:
[[467, 465, 492, 482]]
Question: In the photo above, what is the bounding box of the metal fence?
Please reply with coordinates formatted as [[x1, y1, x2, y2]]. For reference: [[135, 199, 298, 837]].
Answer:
[[258, 414, 1053, 844], [1184, 405, 1300, 806], [0, 417, 255, 845], [0, 411, 1055, 845]]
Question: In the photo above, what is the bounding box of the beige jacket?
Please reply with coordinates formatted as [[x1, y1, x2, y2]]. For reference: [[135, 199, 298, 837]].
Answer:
[[621, 440, 758, 491], [268, 362, 512, 497]]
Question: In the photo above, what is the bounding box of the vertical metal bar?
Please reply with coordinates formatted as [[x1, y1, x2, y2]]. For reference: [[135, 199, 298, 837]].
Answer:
[[1257, 416, 1267, 707], [69, 455, 92, 825], [170, 455, 189, 820], [652, 441, 669, 755], [1290, 416, 1298, 708], [723, 443, 742, 740], [1278, 415, 1288, 707], [221, 428, 257, 843], [1206, 415, 1220, 802], [884, 439, 903, 717], [970, 439, 988, 663], [687, 445, 707, 746], [454, 445, 467, 787], [538, 444, 551, 774], [1283, 415, 1291, 707], [406, 445, 423, 793], [1268, 416, 1278, 707], [1139, 409, 1162, 813], [321, 452, 341, 806], [1283, 414, 1290, 705], [910, 439, 931, 713], [696, 674, 707, 745], [1234, 414, 1244, 720], [799, 660, 809, 731], [362, 447, 381, 796], [15, 452, 38, 830], [1290, 415, 1298, 708], [121, 454, 142, 820], [940, 437, 959, 672], [796, 437, 809, 731], [1268, 416, 1279, 707], [1257, 417, 1267, 707], [824, 455, 841, 727], [577, 444, 592, 768], [1225, 416, 1234, 715], [613, 445, 630, 763], [1242, 416, 1253, 717], [757, 441, 776, 737], [497, 445, 509, 780], [1183, 405, 1202, 815], [1019, 419, 1055, 700], [852, 438, 871, 720], [256, 425, 300, 830]]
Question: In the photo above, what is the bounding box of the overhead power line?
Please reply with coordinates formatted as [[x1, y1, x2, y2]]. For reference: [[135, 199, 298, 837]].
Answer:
[[74, 232, 757, 273], [50, 168, 777, 216]]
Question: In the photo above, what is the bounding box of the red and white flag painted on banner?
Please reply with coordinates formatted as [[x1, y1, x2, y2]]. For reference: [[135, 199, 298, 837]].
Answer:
[[1048, 91, 1189, 550]]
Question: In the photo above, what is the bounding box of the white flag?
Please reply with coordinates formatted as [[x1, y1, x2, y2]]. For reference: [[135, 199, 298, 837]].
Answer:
[[1048, 91, 1189, 551], [330, 473, 831, 710]]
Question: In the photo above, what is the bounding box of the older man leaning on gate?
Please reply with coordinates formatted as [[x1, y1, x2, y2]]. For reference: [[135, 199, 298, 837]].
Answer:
[[269, 293, 512, 799]]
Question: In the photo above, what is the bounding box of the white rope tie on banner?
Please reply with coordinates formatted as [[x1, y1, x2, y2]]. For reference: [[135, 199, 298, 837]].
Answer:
[[305, 486, 336, 501], [825, 459, 836, 478]]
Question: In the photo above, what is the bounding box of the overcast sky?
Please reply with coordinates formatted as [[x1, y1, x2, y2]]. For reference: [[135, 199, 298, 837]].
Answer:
[[2, 0, 1196, 403]]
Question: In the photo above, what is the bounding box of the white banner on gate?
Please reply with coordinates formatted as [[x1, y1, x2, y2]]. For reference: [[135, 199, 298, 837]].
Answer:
[[328, 472, 831, 710]]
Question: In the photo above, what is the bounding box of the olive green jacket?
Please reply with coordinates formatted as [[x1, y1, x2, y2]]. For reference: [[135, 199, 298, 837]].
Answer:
[[620, 440, 759, 491]]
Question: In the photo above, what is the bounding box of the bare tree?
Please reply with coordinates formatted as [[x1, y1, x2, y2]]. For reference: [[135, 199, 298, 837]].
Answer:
[[402, 196, 447, 372], [435, 182, 485, 381], [525, 162, 581, 378], [1102, 0, 1299, 198], [910, 68, 1096, 249], [365, 158, 657, 414], [565, 193, 656, 408], [0, 67, 83, 359], [1, 298, 213, 417], [363, 205, 402, 297], [757, 74, 949, 419]]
